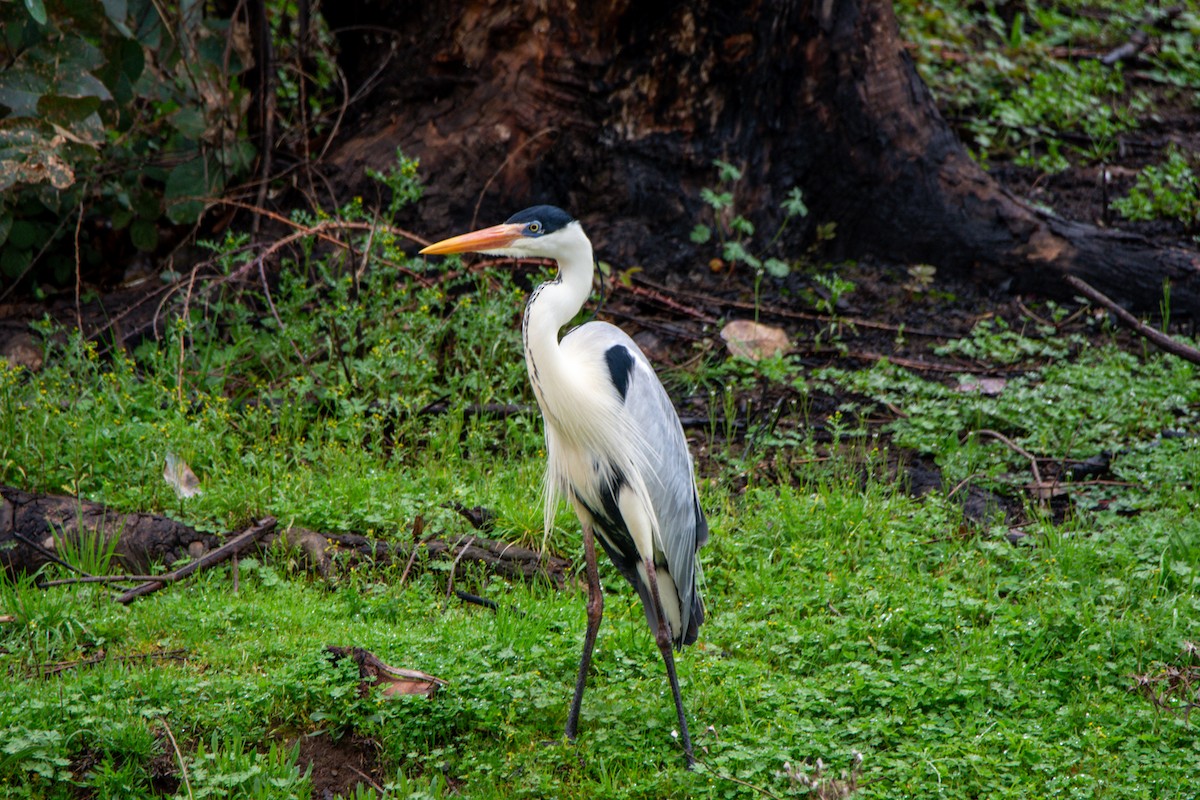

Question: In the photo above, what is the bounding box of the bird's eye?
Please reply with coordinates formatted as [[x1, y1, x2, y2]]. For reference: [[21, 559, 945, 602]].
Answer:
[[528, 221, 542, 234]]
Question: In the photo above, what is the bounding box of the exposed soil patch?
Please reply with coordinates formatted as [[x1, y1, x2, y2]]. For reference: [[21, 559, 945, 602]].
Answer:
[[295, 732, 384, 800]]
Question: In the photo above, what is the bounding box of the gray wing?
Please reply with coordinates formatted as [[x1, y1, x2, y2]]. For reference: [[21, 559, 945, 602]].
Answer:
[[567, 321, 708, 644]]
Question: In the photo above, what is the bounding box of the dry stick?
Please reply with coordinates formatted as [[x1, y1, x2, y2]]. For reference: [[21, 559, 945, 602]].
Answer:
[[691, 756, 784, 800], [397, 515, 430, 586], [633, 276, 947, 338], [444, 535, 478, 601], [0, 213, 72, 304], [844, 349, 973, 374], [73, 195, 86, 332], [40, 574, 182, 587], [115, 517, 277, 605], [157, 718, 194, 800], [176, 264, 200, 406], [255, 254, 307, 366], [347, 765, 389, 797], [40, 648, 188, 677], [13, 531, 89, 577], [209, 200, 432, 289], [1064, 274, 1200, 366], [945, 471, 989, 501], [969, 429, 1046, 498], [1100, 5, 1184, 66], [619, 281, 720, 325], [471, 127, 557, 230], [970, 429, 1044, 485]]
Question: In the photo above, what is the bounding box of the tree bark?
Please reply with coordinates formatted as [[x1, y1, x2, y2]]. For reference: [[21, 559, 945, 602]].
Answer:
[[321, 0, 1199, 315], [0, 485, 218, 575], [0, 485, 568, 586]]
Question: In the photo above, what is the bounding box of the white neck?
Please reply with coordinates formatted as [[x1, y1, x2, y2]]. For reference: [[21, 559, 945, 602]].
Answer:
[[521, 224, 595, 414]]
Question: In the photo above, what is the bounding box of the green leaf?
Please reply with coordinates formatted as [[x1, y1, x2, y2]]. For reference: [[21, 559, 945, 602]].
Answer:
[[8, 220, 38, 249], [100, 0, 133, 35], [129, 218, 158, 252], [0, 245, 32, 278], [131, 186, 161, 219], [730, 215, 754, 237], [0, 71, 48, 118], [700, 187, 733, 211], [714, 158, 742, 183], [723, 240, 761, 269], [764, 258, 790, 279], [170, 107, 207, 138], [22, 0, 47, 25], [782, 187, 808, 218], [0, 119, 76, 191], [36, 94, 103, 125], [165, 156, 219, 224], [690, 224, 712, 244]]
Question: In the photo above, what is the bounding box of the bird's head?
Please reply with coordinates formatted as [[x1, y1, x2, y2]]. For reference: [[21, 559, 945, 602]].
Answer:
[[420, 205, 586, 262]]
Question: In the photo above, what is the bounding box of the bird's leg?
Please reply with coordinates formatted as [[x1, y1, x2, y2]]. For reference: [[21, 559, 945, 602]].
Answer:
[[643, 558, 696, 768], [565, 521, 603, 741]]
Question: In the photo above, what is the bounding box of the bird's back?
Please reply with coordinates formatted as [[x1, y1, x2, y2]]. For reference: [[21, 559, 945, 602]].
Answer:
[[555, 321, 708, 647]]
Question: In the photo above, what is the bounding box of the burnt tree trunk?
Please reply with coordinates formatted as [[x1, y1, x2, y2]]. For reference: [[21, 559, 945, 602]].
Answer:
[[0, 485, 219, 575], [322, 0, 1199, 315], [0, 485, 568, 586]]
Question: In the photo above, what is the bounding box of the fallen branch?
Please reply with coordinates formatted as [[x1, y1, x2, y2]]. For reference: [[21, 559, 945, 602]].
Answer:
[[1064, 274, 1200, 366], [2, 486, 570, 589], [1, 485, 220, 576], [323, 531, 570, 587], [115, 517, 278, 604], [1100, 6, 1184, 66], [633, 275, 948, 338], [455, 589, 501, 612], [969, 429, 1045, 488], [326, 646, 446, 698], [39, 648, 188, 677]]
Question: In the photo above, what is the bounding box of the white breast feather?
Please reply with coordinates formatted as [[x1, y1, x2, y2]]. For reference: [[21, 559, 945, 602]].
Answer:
[[537, 331, 660, 557]]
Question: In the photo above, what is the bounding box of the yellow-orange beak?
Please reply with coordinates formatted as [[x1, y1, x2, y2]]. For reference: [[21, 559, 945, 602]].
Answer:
[[419, 223, 525, 256]]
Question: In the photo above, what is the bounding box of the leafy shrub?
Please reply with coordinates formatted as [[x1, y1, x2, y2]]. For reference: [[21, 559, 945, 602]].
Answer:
[[1112, 145, 1200, 229], [0, 0, 255, 287]]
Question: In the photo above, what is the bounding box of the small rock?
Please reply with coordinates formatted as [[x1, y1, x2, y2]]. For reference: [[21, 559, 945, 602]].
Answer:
[[0, 332, 43, 372]]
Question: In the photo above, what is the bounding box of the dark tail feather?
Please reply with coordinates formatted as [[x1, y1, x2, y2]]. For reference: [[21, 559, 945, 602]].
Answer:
[[680, 589, 704, 648]]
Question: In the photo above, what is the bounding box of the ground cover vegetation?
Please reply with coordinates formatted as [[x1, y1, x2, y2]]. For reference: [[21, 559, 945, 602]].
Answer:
[[1, 0, 1199, 798]]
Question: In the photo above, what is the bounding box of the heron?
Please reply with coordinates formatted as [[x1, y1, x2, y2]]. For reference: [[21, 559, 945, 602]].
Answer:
[[420, 205, 708, 766]]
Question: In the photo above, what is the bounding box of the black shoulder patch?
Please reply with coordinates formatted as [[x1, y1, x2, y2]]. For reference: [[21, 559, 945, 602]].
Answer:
[[604, 345, 635, 402]]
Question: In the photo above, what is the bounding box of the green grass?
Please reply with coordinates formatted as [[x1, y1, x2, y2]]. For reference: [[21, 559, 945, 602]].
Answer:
[[895, 1, 1198, 173], [2, 218, 1199, 798]]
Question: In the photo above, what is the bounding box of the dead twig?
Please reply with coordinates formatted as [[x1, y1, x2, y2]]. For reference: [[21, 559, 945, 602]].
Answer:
[[39, 648, 188, 677], [620, 281, 720, 325], [968, 429, 1045, 488], [850, 350, 966, 373], [471, 127, 558, 230], [633, 276, 948, 338], [1100, 5, 1184, 66], [397, 514, 430, 587], [1064, 274, 1200, 366], [455, 589, 500, 612], [1130, 641, 1199, 722], [212, 198, 431, 283], [157, 718, 194, 800], [11, 531, 88, 576], [115, 517, 277, 604], [444, 535, 477, 601], [39, 574, 179, 587]]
